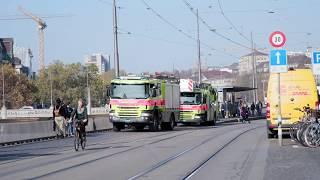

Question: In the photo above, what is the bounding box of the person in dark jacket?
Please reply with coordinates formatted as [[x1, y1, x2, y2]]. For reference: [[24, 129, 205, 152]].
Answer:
[[53, 98, 67, 138], [250, 102, 256, 116], [65, 102, 74, 136]]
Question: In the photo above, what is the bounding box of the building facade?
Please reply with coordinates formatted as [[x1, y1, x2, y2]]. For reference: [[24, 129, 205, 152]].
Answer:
[[84, 54, 110, 74], [239, 50, 268, 75], [0, 38, 14, 62], [13, 46, 33, 77]]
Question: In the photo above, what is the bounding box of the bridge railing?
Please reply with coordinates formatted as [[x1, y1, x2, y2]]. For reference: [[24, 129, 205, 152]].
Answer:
[[0, 107, 108, 119]]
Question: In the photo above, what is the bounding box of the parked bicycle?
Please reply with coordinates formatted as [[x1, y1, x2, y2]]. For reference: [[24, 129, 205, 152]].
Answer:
[[289, 106, 319, 148]]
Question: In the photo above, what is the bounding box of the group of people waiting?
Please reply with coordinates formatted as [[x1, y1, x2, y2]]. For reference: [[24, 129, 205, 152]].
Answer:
[[53, 98, 88, 138], [220, 100, 263, 119]]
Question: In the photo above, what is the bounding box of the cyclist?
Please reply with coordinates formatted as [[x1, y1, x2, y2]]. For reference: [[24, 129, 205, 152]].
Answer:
[[71, 99, 88, 142]]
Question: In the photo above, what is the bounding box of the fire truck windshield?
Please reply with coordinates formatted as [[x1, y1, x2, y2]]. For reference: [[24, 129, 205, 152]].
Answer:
[[180, 92, 202, 105], [110, 83, 150, 99]]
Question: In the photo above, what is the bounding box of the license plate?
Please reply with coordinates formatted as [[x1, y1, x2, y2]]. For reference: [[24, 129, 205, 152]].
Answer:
[[275, 119, 290, 124]]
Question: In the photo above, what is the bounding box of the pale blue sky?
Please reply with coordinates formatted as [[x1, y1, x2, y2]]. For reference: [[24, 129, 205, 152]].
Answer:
[[1, 0, 319, 73]]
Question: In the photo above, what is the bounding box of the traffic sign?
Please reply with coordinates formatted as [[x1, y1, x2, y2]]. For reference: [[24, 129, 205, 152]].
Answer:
[[312, 52, 320, 75], [269, 31, 286, 48], [270, 49, 288, 73]]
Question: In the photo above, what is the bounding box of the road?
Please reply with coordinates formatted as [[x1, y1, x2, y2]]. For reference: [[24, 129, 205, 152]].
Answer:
[[0, 119, 319, 180]]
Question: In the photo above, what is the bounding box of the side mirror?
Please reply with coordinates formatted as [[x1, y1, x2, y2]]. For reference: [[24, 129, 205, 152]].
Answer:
[[152, 88, 157, 97]]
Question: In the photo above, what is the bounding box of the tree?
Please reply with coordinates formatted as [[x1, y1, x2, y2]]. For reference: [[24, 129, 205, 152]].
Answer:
[[33, 61, 107, 107], [0, 64, 37, 108]]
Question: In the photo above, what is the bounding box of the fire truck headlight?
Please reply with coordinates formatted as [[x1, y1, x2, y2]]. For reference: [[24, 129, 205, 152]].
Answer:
[[141, 112, 152, 117]]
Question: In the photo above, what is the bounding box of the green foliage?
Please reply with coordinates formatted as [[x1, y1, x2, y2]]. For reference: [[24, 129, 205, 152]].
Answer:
[[0, 64, 37, 108], [33, 61, 108, 107]]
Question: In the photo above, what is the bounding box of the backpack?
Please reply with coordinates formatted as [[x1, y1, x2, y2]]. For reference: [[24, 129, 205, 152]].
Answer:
[[54, 105, 62, 117]]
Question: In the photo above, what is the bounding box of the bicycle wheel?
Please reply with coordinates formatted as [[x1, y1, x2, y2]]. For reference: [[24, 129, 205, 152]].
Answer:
[[297, 122, 310, 146], [74, 129, 79, 151], [290, 122, 299, 141], [81, 133, 86, 150], [303, 123, 320, 148]]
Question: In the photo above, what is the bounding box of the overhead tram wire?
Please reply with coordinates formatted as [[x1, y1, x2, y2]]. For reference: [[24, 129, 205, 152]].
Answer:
[[182, 0, 251, 50], [140, 0, 194, 40], [217, 0, 251, 42], [118, 28, 239, 58], [140, 0, 240, 59], [117, 28, 197, 47], [0, 14, 73, 20]]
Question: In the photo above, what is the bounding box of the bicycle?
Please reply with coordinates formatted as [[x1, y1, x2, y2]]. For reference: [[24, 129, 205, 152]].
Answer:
[[74, 120, 86, 151], [290, 106, 319, 147], [290, 106, 312, 143]]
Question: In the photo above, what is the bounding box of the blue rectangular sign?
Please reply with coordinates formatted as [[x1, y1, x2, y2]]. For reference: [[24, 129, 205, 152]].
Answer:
[[270, 50, 287, 66], [269, 49, 287, 73], [313, 52, 320, 75], [313, 52, 320, 64]]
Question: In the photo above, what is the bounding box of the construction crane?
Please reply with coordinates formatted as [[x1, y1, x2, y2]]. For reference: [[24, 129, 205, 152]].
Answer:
[[18, 6, 46, 71]]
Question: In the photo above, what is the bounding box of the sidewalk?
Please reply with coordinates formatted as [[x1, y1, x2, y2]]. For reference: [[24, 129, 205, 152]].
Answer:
[[217, 115, 266, 124]]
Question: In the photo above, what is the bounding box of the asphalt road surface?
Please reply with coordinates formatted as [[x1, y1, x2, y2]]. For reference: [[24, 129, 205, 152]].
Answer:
[[0, 119, 319, 180]]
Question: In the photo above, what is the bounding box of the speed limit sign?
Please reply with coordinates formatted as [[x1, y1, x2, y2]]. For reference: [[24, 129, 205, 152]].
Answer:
[[269, 31, 286, 48]]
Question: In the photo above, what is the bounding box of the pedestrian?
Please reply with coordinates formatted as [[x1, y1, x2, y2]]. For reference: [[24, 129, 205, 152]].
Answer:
[[65, 102, 74, 137], [241, 103, 249, 123], [250, 102, 255, 116], [53, 98, 67, 138], [259, 101, 263, 115], [226, 101, 232, 118], [220, 102, 225, 118], [256, 101, 261, 116]]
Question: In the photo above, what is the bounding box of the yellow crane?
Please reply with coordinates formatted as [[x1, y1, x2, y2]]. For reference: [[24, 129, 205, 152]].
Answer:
[[18, 6, 46, 71]]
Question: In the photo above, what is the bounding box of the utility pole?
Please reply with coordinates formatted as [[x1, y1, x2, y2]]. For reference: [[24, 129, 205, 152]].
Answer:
[[49, 71, 53, 109], [251, 32, 256, 103], [197, 9, 201, 84], [1, 64, 6, 119], [113, 0, 120, 78]]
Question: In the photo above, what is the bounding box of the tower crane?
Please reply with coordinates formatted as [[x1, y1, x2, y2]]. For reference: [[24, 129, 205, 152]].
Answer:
[[18, 6, 46, 71]]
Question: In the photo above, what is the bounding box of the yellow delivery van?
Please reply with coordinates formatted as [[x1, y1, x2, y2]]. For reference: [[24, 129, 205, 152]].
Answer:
[[266, 69, 319, 138]]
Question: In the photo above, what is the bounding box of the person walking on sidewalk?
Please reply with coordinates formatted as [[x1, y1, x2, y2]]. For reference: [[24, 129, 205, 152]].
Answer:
[[65, 102, 74, 137], [250, 102, 255, 116], [53, 98, 67, 138]]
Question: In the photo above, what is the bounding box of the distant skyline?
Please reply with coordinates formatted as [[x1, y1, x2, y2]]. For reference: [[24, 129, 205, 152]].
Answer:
[[1, 0, 319, 73]]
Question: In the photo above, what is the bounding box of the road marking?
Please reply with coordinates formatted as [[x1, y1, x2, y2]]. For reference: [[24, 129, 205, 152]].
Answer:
[[292, 145, 299, 148]]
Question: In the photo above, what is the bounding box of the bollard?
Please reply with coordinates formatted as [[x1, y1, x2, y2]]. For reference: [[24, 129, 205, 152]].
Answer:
[[278, 116, 282, 146]]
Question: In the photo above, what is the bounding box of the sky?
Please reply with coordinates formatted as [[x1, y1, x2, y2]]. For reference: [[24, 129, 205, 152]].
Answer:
[[1, 0, 319, 73]]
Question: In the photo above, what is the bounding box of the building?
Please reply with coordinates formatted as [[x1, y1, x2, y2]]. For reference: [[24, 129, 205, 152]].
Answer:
[[84, 54, 110, 74], [0, 38, 14, 62], [201, 69, 236, 87], [239, 50, 268, 75], [13, 57, 29, 75], [13, 46, 33, 77]]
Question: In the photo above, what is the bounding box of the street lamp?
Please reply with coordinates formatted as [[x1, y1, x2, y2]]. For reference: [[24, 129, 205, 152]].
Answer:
[[86, 69, 91, 115], [49, 70, 53, 109]]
